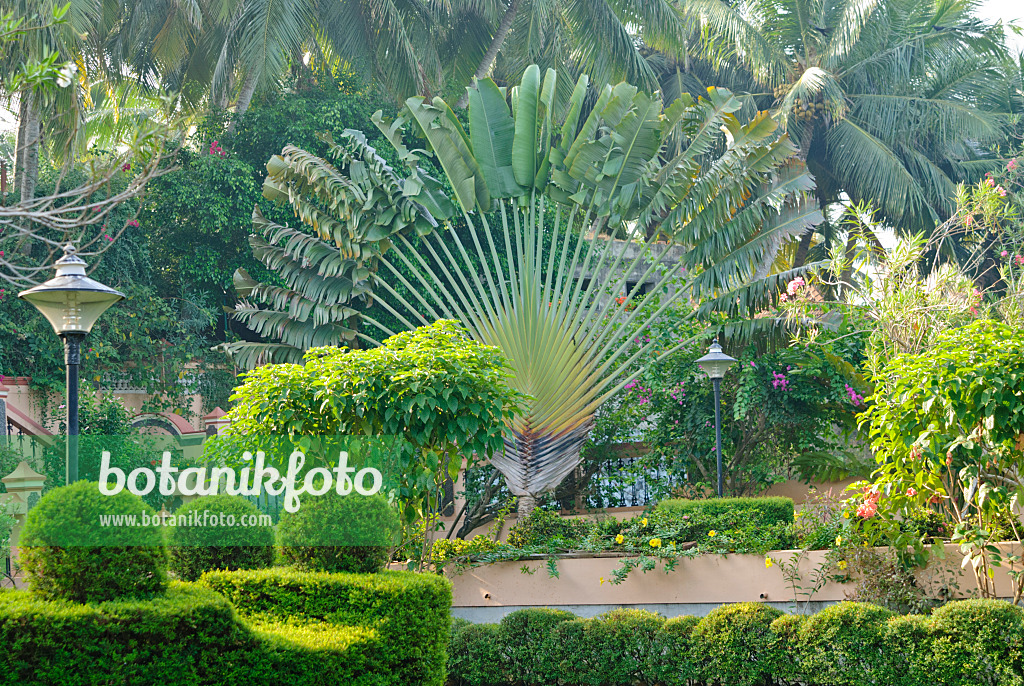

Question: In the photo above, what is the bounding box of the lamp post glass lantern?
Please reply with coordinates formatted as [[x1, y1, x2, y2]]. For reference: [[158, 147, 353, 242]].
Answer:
[[18, 245, 124, 485], [696, 339, 736, 497]]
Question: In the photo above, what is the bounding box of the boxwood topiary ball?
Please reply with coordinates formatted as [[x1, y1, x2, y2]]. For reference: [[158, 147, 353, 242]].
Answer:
[[278, 493, 399, 573], [167, 494, 275, 581], [19, 481, 167, 603]]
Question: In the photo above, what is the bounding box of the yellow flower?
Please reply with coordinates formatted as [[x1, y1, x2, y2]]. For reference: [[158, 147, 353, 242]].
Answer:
[[615, 534, 625, 545], [765, 557, 773, 569], [835, 536, 843, 546], [708, 530, 717, 537], [641, 517, 648, 527], [649, 538, 662, 548], [600, 577, 606, 585], [842, 511, 851, 519], [837, 560, 848, 570], [794, 512, 802, 519], [863, 541, 869, 548]]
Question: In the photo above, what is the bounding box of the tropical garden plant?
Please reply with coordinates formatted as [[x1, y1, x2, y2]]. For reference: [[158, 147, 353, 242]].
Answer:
[[227, 65, 823, 513], [856, 319, 1024, 604], [682, 0, 1010, 259], [211, 319, 524, 562]]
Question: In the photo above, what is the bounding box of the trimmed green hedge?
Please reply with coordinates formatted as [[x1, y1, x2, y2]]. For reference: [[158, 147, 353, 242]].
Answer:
[[202, 567, 453, 686], [447, 600, 1024, 686], [0, 568, 452, 686], [656, 496, 795, 529]]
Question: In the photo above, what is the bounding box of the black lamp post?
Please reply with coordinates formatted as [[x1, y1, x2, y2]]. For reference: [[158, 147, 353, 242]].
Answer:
[[696, 338, 736, 497], [19, 245, 124, 485]]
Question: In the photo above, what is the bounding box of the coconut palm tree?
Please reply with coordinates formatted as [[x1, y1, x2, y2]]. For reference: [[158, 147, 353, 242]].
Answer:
[[225, 65, 822, 512], [678, 0, 1009, 254], [453, 0, 685, 108]]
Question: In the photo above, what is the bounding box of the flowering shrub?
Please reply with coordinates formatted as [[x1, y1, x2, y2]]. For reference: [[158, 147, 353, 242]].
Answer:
[[858, 320, 1024, 603]]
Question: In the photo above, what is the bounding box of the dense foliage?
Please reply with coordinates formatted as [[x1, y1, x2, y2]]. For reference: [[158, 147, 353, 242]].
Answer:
[[448, 600, 1024, 686], [433, 498, 801, 584], [278, 494, 399, 574], [859, 319, 1024, 602], [19, 482, 168, 603], [202, 567, 453, 686], [167, 495, 275, 581], [0, 568, 453, 686], [220, 320, 523, 529]]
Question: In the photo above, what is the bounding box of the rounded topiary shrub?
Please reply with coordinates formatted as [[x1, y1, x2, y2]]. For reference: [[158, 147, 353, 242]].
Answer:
[[19, 481, 167, 603], [692, 601, 787, 686], [278, 493, 399, 573], [167, 494, 275, 581], [795, 601, 895, 684], [929, 599, 1024, 685]]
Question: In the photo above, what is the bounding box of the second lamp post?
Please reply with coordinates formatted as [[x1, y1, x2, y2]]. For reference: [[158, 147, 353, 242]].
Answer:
[[19, 245, 124, 484], [696, 339, 736, 497]]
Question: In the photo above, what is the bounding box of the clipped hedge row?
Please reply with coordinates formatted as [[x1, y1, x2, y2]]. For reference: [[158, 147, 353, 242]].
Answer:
[[656, 496, 795, 530], [448, 600, 1024, 686], [202, 567, 453, 686], [0, 569, 452, 686]]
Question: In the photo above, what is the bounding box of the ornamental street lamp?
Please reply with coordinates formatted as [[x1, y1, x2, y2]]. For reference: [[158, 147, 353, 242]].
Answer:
[[19, 245, 124, 485], [696, 338, 736, 497]]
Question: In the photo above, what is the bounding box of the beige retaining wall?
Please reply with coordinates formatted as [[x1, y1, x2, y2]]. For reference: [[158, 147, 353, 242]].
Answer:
[[448, 544, 1021, 616]]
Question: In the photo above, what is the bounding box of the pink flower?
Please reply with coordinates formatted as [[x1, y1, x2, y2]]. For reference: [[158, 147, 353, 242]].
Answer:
[[1016, 255, 1024, 267], [121, 162, 131, 172], [856, 501, 878, 519], [1010, 159, 1018, 171], [104, 234, 113, 241], [856, 490, 880, 519], [0, 250, 4, 257], [906, 487, 917, 497], [127, 219, 139, 228], [786, 277, 805, 296], [986, 177, 995, 187], [1002, 251, 1009, 258], [997, 185, 1007, 197]]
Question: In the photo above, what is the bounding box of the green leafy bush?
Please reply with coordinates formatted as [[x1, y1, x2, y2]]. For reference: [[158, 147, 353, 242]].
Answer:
[[431, 535, 503, 566], [653, 615, 701, 685], [449, 622, 506, 686], [794, 602, 895, 685], [553, 609, 665, 686], [19, 481, 167, 603], [0, 582, 252, 685], [0, 573, 452, 686], [658, 496, 795, 530], [446, 600, 1024, 686], [278, 493, 400, 573], [500, 608, 576, 683], [507, 509, 594, 548], [167, 495, 275, 581], [928, 599, 1024, 685], [201, 567, 452, 686], [691, 602, 787, 685]]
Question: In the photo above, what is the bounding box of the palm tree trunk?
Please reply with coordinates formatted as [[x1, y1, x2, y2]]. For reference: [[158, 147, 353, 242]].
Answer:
[[227, 71, 259, 133], [839, 232, 857, 298], [16, 91, 40, 203], [517, 494, 537, 518], [792, 229, 814, 269], [455, 0, 523, 109]]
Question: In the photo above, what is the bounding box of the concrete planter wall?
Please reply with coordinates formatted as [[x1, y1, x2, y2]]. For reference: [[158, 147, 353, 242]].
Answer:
[[448, 544, 1021, 622]]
